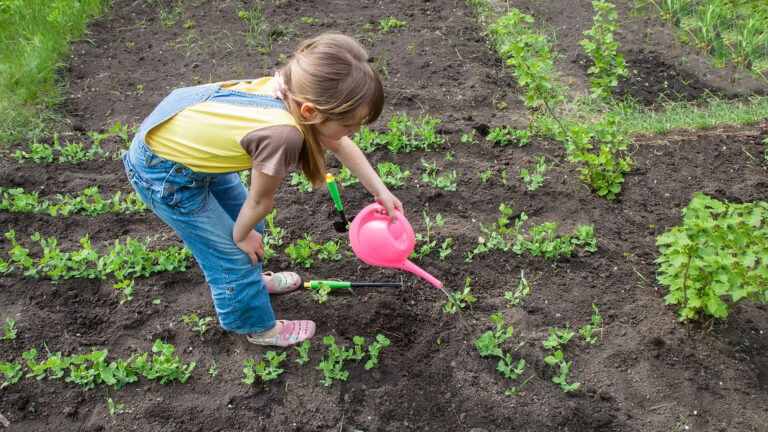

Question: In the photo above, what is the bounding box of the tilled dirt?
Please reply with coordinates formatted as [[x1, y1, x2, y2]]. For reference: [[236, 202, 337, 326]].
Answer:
[[1, 1, 767, 431]]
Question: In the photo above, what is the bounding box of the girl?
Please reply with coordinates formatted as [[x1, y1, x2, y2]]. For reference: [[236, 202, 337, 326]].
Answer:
[[122, 33, 403, 347]]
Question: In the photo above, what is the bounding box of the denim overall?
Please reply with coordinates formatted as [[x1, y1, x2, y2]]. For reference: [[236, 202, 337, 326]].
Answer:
[[122, 82, 289, 334]]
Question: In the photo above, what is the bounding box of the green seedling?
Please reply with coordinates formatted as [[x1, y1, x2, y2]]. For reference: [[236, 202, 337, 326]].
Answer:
[[310, 281, 331, 304], [107, 397, 129, 424], [337, 165, 359, 186], [242, 351, 287, 384], [542, 325, 575, 350], [443, 277, 476, 314], [348, 336, 366, 361], [504, 270, 530, 307], [3, 318, 17, 340], [412, 210, 445, 259], [478, 169, 494, 182], [475, 313, 517, 358], [438, 238, 453, 260], [378, 162, 410, 188], [544, 350, 581, 392], [571, 224, 598, 252], [263, 210, 285, 263], [520, 155, 548, 191], [113, 278, 134, 304], [500, 170, 508, 186], [579, 303, 603, 344], [460, 129, 479, 144], [182, 314, 213, 337], [317, 240, 342, 261], [497, 354, 525, 380], [421, 159, 457, 191], [131, 340, 196, 385], [0, 361, 22, 389], [486, 126, 530, 147], [379, 16, 406, 34], [209, 360, 218, 377], [365, 334, 391, 370], [290, 172, 313, 192], [285, 234, 315, 268], [295, 339, 311, 365], [316, 335, 350, 386], [380, 113, 445, 153]]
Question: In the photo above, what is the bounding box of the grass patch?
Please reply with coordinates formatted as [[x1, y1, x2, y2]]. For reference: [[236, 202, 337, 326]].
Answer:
[[0, 0, 110, 144]]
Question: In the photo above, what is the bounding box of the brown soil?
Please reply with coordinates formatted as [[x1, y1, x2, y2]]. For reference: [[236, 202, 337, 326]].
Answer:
[[1, 0, 767, 431]]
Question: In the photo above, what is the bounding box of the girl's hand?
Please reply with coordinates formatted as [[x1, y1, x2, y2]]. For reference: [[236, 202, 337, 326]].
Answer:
[[374, 189, 404, 223], [235, 230, 264, 266]]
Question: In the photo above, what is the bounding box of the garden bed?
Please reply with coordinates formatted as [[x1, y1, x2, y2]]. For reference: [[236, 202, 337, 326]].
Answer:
[[1, 0, 766, 431]]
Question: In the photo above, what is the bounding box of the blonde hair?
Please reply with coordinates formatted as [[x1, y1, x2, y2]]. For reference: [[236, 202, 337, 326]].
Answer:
[[280, 33, 385, 186]]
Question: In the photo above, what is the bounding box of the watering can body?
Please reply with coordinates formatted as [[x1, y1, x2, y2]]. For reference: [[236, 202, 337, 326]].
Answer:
[[349, 203, 443, 288]]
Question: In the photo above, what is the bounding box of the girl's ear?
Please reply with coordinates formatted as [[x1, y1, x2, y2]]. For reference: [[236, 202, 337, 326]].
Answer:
[[299, 102, 320, 121]]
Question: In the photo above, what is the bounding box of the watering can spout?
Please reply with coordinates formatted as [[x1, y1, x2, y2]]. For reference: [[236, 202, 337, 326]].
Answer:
[[399, 260, 443, 289]]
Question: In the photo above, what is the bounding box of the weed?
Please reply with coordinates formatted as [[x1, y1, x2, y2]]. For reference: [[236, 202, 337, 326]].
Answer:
[[182, 314, 213, 337], [443, 278, 477, 314]]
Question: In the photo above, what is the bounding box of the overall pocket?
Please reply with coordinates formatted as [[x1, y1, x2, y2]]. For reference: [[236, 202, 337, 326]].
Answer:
[[122, 152, 154, 209], [160, 164, 210, 216]]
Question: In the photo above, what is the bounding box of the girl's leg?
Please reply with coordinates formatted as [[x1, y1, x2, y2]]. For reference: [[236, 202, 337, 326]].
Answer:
[[123, 149, 274, 334]]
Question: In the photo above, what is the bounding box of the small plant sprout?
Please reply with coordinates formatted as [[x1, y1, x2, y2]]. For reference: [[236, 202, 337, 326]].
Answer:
[[0, 361, 22, 389], [290, 172, 313, 192], [295, 339, 311, 365], [460, 129, 479, 144], [182, 314, 213, 337], [316, 335, 350, 386], [579, 303, 604, 344], [3, 318, 17, 340], [504, 270, 530, 307], [378, 162, 411, 188], [478, 169, 494, 183], [544, 350, 581, 392], [242, 351, 287, 385], [438, 238, 453, 260], [209, 360, 218, 377], [443, 277, 477, 314], [412, 210, 445, 259], [520, 155, 548, 191], [310, 281, 331, 304], [378, 16, 406, 34], [542, 325, 575, 350], [365, 334, 391, 370], [475, 313, 516, 357], [107, 397, 129, 424], [486, 126, 530, 147]]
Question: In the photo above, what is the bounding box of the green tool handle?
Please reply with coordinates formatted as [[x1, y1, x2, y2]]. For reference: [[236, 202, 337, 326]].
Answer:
[[326, 173, 343, 212], [305, 280, 351, 290]]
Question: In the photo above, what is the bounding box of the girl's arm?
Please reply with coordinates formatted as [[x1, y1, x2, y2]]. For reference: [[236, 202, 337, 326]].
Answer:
[[233, 169, 282, 266], [323, 136, 404, 222]]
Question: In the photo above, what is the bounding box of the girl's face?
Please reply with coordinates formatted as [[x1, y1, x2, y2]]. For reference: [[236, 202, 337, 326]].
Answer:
[[315, 110, 367, 145]]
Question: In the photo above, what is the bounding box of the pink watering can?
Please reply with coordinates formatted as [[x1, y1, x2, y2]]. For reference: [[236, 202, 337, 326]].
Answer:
[[349, 203, 443, 289]]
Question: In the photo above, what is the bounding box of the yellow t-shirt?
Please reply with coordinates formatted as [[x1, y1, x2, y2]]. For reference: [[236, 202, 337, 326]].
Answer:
[[145, 78, 302, 173]]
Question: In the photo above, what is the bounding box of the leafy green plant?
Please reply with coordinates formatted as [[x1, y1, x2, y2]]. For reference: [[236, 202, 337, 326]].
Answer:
[[316, 335, 350, 386], [655, 193, 768, 321], [209, 360, 218, 377], [504, 270, 530, 307], [542, 325, 575, 350], [107, 397, 129, 424], [378, 162, 411, 188], [310, 281, 331, 304], [578, 303, 603, 344], [337, 165, 360, 186], [478, 169, 494, 182], [443, 278, 477, 314], [520, 155, 548, 191], [379, 16, 406, 34], [0, 361, 22, 389], [378, 113, 445, 153], [263, 210, 285, 263], [571, 224, 598, 252], [3, 318, 17, 340], [317, 240, 342, 261], [365, 334, 391, 370], [0, 186, 147, 217], [544, 350, 580, 392], [290, 172, 314, 192], [182, 314, 213, 337], [295, 340, 311, 365], [580, 0, 627, 101], [411, 210, 444, 259], [438, 238, 453, 260], [486, 126, 530, 147], [421, 159, 457, 191], [475, 313, 527, 396], [285, 234, 315, 268], [131, 340, 196, 384], [242, 351, 286, 384], [460, 129, 479, 144]]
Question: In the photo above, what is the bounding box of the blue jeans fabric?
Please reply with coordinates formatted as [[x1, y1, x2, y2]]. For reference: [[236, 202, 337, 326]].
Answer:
[[122, 81, 289, 334]]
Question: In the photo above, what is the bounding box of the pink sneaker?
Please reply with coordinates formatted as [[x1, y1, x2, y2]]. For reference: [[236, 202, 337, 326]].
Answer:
[[263, 271, 301, 294], [246, 320, 316, 347]]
